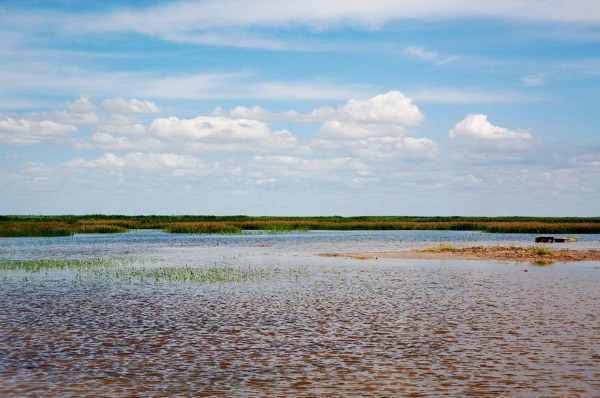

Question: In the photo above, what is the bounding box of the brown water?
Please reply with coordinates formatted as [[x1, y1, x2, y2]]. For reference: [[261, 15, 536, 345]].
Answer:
[[1, 231, 599, 397]]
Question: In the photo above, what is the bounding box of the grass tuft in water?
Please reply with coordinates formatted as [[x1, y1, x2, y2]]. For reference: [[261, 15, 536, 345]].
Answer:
[[106, 266, 273, 284], [90, 264, 312, 285], [420, 242, 458, 252], [0, 258, 135, 272], [530, 246, 554, 256], [0, 257, 310, 285]]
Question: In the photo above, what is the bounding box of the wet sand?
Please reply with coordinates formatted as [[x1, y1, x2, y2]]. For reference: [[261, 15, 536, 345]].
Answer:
[[319, 245, 600, 263]]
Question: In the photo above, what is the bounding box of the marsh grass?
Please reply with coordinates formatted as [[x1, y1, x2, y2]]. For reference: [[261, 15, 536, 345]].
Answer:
[[0, 257, 136, 272], [0, 221, 73, 237], [165, 222, 242, 234], [420, 242, 458, 252], [75, 224, 128, 234], [103, 264, 311, 283], [530, 246, 554, 256], [2, 215, 600, 237], [98, 266, 273, 283], [0, 256, 310, 285]]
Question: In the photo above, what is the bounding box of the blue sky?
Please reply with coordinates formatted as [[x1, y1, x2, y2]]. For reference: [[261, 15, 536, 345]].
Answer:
[[1, 0, 599, 215]]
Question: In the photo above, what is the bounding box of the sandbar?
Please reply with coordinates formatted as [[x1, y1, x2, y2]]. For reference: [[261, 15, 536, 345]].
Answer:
[[318, 245, 600, 263]]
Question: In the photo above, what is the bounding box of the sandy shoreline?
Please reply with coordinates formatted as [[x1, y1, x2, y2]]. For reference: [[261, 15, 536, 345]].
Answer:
[[318, 245, 600, 263]]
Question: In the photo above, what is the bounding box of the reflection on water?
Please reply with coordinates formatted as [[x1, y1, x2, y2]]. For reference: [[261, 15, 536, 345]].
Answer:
[[1, 231, 599, 397]]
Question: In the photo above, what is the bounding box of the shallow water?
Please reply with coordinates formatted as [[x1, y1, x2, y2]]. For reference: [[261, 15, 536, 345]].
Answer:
[[1, 230, 599, 397]]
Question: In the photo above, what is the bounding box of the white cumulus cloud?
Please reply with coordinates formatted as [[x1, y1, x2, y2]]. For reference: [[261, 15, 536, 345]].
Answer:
[[89, 132, 163, 151], [0, 117, 77, 145], [30, 96, 99, 125], [333, 90, 424, 125], [217, 91, 424, 126], [65, 152, 242, 178], [342, 136, 440, 160], [67, 152, 202, 169], [148, 115, 297, 152], [95, 114, 147, 136], [319, 121, 399, 140], [215, 91, 436, 159], [449, 113, 534, 151]]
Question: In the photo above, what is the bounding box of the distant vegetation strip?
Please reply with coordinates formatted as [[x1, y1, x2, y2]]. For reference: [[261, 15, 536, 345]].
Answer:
[[1, 215, 600, 237]]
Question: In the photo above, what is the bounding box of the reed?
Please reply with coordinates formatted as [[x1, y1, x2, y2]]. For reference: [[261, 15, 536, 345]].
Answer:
[[530, 246, 554, 256], [0, 257, 133, 272], [165, 222, 242, 234], [0, 256, 310, 285], [2, 215, 600, 237], [0, 221, 73, 237], [419, 242, 458, 252], [104, 265, 274, 283]]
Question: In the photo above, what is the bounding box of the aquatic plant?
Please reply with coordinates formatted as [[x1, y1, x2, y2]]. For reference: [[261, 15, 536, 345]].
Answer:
[[98, 265, 281, 284], [530, 246, 554, 256], [0, 256, 310, 285], [0, 257, 136, 272], [420, 242, 458, 252]]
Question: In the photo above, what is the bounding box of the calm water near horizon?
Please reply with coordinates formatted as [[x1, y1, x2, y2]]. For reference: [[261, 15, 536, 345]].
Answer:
[[1, 230, 599, 397]]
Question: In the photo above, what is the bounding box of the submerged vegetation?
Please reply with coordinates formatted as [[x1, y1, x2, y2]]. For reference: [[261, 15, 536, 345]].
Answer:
[[1, 215, 600, 237], [94, 265, 308, 284], [0, 257, 134, 272], [0, 256, 310, 284]]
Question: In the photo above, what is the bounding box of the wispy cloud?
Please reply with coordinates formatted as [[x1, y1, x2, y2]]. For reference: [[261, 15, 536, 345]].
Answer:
[[0, 61, 374, 101], [70, 0, 600, 34], [520, 75, 545, 86], [3, 1, 599, 52], [408, 87, 551, 104], [402, 46, 459, 65]]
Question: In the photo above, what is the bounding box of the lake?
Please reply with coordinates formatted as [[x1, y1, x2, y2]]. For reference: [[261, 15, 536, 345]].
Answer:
[[1, 230, 599, 397]]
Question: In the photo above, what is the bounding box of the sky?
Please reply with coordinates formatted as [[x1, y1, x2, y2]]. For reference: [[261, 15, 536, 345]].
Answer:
[[0, 0, 599, 216]]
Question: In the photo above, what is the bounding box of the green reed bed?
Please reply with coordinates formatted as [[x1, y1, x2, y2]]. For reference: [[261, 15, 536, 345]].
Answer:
[[0, 257, 136, 272], [165, 222, 242, 234], [2, 215, 600, 237], [95, 265, 277, 284], [0, 256, 310, 285], [0, 221, 73, 237]]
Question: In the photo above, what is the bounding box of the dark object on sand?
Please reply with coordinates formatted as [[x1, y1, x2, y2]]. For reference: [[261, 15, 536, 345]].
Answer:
[[535, 236, 579, 243]]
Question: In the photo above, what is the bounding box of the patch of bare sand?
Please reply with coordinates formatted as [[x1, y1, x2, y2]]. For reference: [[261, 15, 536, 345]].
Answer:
[[318, 246, 600, 263]]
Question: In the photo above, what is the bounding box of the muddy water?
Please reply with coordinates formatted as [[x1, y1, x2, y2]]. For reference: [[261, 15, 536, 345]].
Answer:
[[1, 230, 599, 397]]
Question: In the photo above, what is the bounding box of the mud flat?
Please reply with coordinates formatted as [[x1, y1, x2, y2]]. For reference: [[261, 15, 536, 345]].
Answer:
[[319, 245, 600, 263]]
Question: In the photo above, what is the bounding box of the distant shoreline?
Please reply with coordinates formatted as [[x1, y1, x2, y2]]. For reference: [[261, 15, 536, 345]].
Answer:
[[319, 245, 600, 263], [2, 215, 600, 237]]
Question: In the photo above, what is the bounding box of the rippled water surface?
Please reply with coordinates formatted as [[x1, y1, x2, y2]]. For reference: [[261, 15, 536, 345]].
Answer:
[[1, 230, 599, 397]]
